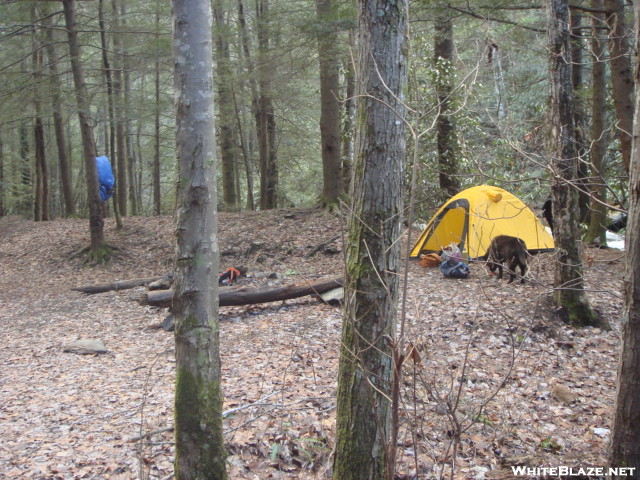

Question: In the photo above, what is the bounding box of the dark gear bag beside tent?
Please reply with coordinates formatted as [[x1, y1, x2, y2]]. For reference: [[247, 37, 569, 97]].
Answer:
[[440, 259, 470, 279], [96, 155, 115, 202]]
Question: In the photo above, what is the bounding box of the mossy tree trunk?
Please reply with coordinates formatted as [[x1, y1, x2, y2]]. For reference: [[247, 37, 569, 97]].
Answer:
[[171, 0, 226, 478], [546, 0, 597, 327], [608, 2, 640, 471], [332, 0, 407, 478]]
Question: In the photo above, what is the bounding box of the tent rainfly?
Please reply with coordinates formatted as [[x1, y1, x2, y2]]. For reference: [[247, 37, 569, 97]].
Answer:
[[410, 185, 554, 259]]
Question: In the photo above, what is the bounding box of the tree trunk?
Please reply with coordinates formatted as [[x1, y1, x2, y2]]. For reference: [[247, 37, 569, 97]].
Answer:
[[44, 9, 75, 217], [121, 2, 139, 216], [33, 115, 48, 221], [316, 0, 343, 208], [98, 0, 123, 229], [98, 0, 115, 160], [434, 5, 460, 198], [171, 0, 227, 477], [570, 9, 590, 224], [491, 43, 507, 120], [547, 0, 597, 327], [62, 0, 104, 254], [341, 35, 355, 195], [111, 0, 127, 217], [31, 15, 48, 222], [99, 4, 115, 221], [213, 0, 239, 211], [153, 0, 162, 216], [19, 119, 31, 216], [237, 0, 258, 211], [0, 137, 4, 216], [126, 121, 139, 216], [608, 3, 640, 470], [233, 85, 255, 211], [256, 0, 278, 210], [585, 0, 608, 246], [605, 0, 633, 175], [332, 0, 407, 478]]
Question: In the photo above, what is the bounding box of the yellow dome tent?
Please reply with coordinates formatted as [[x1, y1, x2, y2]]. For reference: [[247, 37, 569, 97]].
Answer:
[[410, 185, 554, 259]]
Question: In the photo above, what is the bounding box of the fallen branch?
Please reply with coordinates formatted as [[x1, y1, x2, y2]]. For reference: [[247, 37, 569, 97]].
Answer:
[[144, 277, 343, 309], [72, 276, 167, 294], [305, 234, 340, 258]]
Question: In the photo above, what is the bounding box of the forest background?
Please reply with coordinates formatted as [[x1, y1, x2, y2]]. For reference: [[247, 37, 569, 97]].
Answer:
[[1, 0, 630, 225]]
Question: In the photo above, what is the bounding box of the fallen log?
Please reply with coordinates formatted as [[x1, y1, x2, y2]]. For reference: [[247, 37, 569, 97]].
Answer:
[[144, 277, 343, 309], [72, 276, 167, 294]]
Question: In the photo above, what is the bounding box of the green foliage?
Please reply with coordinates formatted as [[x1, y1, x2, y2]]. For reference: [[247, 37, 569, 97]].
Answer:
[[473, 413, 495, 427], [0, 0, 628, 219], [538, 437, 562, 453]]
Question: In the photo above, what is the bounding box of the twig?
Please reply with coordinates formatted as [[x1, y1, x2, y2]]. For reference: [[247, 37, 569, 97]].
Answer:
[[127, 390, 284, 442], [222, 390, 283, 417], [129, 426, 174, 443]]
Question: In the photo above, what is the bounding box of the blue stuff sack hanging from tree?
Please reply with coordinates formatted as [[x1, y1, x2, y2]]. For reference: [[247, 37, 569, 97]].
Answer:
[[96, 155, 115, 202]]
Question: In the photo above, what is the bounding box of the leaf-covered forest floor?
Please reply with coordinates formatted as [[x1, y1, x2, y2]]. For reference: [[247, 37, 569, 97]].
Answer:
[[0, 210, 625, 480]]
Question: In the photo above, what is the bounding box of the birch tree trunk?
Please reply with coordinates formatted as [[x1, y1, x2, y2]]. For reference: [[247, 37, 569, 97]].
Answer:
[[171, 0, 226, 477], [608, 2, 640, 472], [547, 0, 597, 327], [333, 0, 407, 477]]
